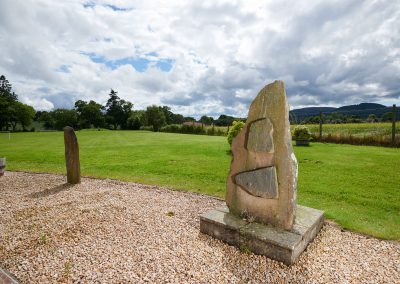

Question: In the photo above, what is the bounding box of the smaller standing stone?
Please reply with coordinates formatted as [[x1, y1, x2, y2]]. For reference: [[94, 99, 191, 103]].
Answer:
[[64, 126, 80, 184], [0, 158, 6, 177]]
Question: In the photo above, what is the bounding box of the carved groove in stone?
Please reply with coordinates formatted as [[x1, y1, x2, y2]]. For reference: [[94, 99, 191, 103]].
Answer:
[[234, 167, 278, 199]]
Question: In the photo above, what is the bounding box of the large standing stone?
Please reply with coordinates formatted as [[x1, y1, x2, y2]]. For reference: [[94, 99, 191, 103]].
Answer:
[[200, 81, 324, 265], [64, 126, 80, 184], [226, 80, 298, 230]]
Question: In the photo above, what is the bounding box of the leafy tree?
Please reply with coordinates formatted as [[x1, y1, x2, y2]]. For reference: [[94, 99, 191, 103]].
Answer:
[[184, 116, 196, 122], [75, 100, 105, 128], [171, 113, 184, 124], [0, 75, 18, 130], [381, 112, 393, 122], [215, 114, 236, 126], [37, 111, 55, 129], [160, 106, 174, 125], [199, 115, 214, 125], [127, 110, 146, 130], [105, 89, 133, 129], [145, 105, 166, 131], [51, 109, 78, 130], [14, 102, 35, 130]]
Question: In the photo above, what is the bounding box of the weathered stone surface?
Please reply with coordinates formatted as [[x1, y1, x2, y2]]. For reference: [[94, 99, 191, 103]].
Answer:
[[64, 126, 80, 184], [0, 267, 20, 284], [226, 80, 298, 230], [0, 158, 5, 177], [199, 209, 247, 247], [200, 205, 324, 265], [247, 118, 274, 152], [234, 167, 278, 199]]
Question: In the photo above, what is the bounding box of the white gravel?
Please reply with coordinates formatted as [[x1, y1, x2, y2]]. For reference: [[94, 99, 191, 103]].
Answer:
[[1, 171, 399, 284]]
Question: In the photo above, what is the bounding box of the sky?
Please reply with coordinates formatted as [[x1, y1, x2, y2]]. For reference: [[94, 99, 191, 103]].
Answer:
[[0, 0, 399, 118]]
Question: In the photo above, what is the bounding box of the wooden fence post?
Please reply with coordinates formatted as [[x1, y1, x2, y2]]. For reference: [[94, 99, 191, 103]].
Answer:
[[319, 112, 323, 139], [392, 104, 396, 146], [64, 126, 81, 184]]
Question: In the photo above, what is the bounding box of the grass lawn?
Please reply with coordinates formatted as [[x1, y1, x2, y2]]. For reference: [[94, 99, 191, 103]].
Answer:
[[0, 130, 399, 240]]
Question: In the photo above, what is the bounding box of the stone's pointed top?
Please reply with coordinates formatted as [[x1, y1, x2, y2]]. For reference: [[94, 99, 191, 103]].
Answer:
[[226, 80, 298, 230]]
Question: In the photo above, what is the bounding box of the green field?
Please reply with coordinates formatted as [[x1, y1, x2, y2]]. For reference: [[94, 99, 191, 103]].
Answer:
[[302, 122, 399, 136], [0, 130, 399, 240]]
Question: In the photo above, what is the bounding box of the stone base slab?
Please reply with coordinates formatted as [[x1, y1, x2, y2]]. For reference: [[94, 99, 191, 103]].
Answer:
[[200, 205, 324, 265]]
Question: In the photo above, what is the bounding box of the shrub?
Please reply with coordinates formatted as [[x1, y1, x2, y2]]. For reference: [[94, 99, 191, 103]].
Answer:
[[227, 121, 245, 145], [293, 125, 311, 141], [140, 125, 154, 131]]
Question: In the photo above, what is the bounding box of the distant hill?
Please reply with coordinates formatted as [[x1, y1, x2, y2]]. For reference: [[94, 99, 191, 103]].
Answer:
[[290, 103, 398, 122], [336, 103, 387, 112]]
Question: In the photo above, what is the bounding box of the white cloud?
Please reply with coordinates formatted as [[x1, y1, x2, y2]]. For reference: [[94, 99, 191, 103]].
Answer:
[[0, 0, 399, 118]]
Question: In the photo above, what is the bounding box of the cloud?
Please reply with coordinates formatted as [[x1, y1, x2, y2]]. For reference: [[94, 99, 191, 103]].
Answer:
[[0, 0, 399, 117]]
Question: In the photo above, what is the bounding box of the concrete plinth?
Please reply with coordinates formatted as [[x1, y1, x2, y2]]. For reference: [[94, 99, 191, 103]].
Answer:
[[200, 205, 324, 265]]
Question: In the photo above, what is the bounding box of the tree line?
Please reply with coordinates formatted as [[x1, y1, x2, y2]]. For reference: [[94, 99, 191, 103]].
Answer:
[[0, 75, 242, 132], [299, 112, 395, 124]]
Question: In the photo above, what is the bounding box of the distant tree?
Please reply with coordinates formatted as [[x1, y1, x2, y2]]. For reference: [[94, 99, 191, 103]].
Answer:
[[345, 115, 362, 123], [37, 111, 55, 129], [127, 110, 146, 130], [51, 109, 78, 130], [171, 113, 185, 124], [199, 115, 214, 125], [105, 89, 133, 129], [0, 75, 18, 130], [183, 116, 196, 122], [145, 105, 166, 131], [159, 106, 175, 125], [75, 100, 105, 128], [214, 115, 235, 126], [14, 102, 35, 130], [381, 112, 393, 122], [367, 114, 378, 123]]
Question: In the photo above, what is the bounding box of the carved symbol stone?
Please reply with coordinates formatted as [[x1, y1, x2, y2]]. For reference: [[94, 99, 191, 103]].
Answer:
[[64, 126, 80, 184], [226, 80, 298, 230], [234, 167, 278, 199]]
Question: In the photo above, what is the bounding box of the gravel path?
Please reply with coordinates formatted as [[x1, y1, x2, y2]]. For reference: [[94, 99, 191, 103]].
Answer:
[[1, 171, 399, 283]]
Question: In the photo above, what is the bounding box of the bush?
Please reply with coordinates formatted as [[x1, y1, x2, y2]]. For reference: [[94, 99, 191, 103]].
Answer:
[[293, 125, 311, 140], [140, 125, 154, 131], [227, 121, 245, 145]]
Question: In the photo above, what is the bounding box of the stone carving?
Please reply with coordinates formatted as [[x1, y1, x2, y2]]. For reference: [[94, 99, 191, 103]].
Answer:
[[64, 126, 80, 184], [234, 167, 278, 199], [226, 80, 298, 230], [200, 81, 324, 265]]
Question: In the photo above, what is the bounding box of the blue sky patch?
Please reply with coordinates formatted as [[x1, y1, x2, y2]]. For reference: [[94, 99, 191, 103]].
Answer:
[[155, 59, 174, 72], [82, 52, 173, 72]]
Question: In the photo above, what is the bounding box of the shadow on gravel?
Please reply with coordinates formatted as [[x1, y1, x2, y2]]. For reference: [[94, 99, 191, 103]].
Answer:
[[28, 183, 75, 198]]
